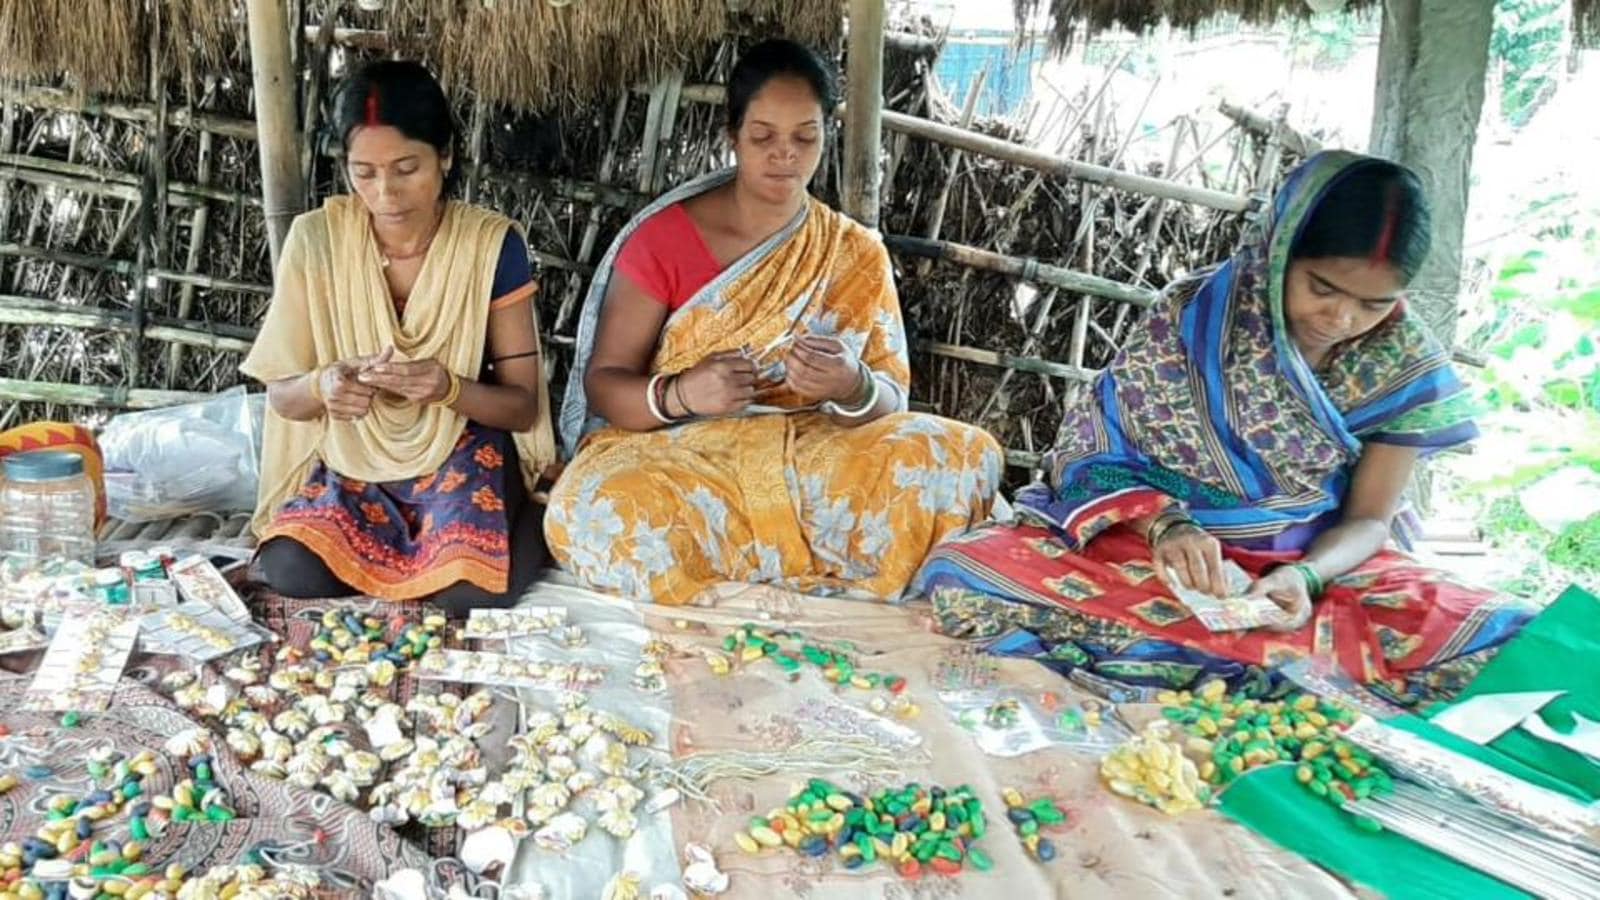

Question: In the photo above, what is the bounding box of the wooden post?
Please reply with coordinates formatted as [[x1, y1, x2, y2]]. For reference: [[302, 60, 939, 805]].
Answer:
[[247, 0, 305, 270], [1369, 0, 1496, 346], [842, 0, 886, 227]]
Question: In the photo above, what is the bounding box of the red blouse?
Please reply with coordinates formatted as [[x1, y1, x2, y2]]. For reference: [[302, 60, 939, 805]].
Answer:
[[613, 203, 725, 311]]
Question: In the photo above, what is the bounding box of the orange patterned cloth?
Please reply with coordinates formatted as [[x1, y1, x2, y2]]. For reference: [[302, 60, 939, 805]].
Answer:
[[549, 174, 1002, 605], [0, 422, 106, 526]]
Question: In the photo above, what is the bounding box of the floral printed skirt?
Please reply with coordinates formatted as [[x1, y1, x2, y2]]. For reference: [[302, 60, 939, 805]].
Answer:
[[546, 412, 1003, 605], [262, 423, 518, 600]]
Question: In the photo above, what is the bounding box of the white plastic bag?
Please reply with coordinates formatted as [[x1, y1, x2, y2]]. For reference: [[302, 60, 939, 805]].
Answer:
[[99, 386, 264, 522]]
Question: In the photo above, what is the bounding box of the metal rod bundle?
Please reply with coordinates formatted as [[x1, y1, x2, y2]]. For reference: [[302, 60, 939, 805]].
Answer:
[[1349, 782, 1600, 899]]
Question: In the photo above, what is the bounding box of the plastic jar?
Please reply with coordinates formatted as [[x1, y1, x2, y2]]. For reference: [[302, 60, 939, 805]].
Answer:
[[94, 568, 131, 606], [121, 550, 167, 582], [0, 450, 97, 568]]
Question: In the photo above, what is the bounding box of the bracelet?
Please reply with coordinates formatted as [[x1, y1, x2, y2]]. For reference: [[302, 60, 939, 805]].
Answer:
[[1289, 563, 1325, 599], [433, 370, 462, 408], [671, 374, 700, 419], [824, 362, 879, 418], [306, 367, 325, 405], [644, 373, 675, 425], [1146, 509, 1199, 548]]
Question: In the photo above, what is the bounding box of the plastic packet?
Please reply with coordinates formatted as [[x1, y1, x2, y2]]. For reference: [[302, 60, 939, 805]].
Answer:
[[1279, 657, 1407, 720], [789, 695, 924, 752], [99, 387, 264, 522], [139, 602, 272, 662], [415, 648, 607, 691], [940, 687, 1129, 757]]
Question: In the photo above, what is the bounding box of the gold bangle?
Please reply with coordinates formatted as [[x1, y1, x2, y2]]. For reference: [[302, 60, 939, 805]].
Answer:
[[434, 370, 463, 408]]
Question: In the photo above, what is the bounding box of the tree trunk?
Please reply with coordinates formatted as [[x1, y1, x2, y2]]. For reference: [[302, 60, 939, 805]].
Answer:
[[1369, 0, 1496, 347]]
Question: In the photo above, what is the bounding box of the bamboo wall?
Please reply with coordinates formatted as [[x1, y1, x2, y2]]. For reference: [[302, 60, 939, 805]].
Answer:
[[0, 7, 1298, 476]]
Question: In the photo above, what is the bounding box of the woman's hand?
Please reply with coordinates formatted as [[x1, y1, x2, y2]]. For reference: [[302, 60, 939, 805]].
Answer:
[[357, 351, 453, 406], [1153, 523, 1229, 598], [318, 347, 393, 420], [1246, 566, 1314, 631], [784, 335, 865, 404], [677, 350, 756, 416]]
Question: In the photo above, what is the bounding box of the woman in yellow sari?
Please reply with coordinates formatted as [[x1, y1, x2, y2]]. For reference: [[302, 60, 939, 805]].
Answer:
[[242, 61, 557, 613], [547, 40, 1002, 605]]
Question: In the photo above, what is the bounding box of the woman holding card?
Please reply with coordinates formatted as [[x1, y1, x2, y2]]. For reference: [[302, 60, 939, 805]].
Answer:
[[546, 40, 1001, 605], [914, 152, 1532, 704], [242, 61, 558, 613]]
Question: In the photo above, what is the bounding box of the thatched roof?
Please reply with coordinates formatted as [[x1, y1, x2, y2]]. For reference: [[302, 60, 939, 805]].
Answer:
[[1014, 0, 1600, 52], [0, 0, 240, 96], [0, 0, 840, 108]]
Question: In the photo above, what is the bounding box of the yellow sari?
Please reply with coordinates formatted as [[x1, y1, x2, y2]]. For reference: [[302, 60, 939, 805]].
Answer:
[[547, 172, 1002, 605]]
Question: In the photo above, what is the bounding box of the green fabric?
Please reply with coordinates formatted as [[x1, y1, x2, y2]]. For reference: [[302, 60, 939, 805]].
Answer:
[[1219, 766, 1529, 900], [1425, 585, 1600, 799], [1386, 715, 1590, 799], [1219, 587, 1600, 897]]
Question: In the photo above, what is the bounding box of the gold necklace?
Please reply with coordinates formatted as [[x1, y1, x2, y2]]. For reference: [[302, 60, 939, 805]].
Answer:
[[376, 206, 445, 269]]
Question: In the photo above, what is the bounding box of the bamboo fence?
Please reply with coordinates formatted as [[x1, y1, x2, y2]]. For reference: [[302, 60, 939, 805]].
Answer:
[[0, 5, 1314, 480]]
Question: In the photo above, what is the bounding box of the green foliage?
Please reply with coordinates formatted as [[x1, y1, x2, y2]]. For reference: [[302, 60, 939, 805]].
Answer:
[[1491, 0, 1568, 126], [1475, 240, 1600, 415], [1548, 514, 1600, 574], [1452, 183, 1600, 579], [1289, 12, 1366, 69]]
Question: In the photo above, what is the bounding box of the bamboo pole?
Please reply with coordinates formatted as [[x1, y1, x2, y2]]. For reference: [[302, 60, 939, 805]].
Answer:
[[247, 0, 305, 269], [637, 73, 677, 194], [0, 85, 258, 142], [0, 153, 260, 207], [130, 6, 168, 398], [919, 67, 987, 276], [0, 244, 273, 297], [0, 377, 209, 409], [666, 83, 1251, 213], [299, 25, 390, 50], [917, 339, 1096, 383], [557, 93, 630, 332], [1219, 100, 1324, 157], [476, 169, 645, 211], [463, 91, 489, 204], [881, 109, 1251, 212], [0, 96, 15, 286], [842, 0, 887, 227], [884, 234, 1158, 307], [169, 81, 219, 386], [0, 294, 255, 352]]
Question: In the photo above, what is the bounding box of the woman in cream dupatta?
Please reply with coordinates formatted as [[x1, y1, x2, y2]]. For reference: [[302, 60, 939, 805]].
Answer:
[[546, 41, 1001, 605], [243, 62, 556, 611]]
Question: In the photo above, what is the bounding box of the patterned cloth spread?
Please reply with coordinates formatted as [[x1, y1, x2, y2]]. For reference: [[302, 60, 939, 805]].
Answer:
[[913, 152, 1532, 703], [548, 170, 1003, 605], [0, 676, 428, 895]]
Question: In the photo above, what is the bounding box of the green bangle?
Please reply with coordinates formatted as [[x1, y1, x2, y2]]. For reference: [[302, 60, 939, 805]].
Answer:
[[1146, 510, 1199, 547], [1290, 563, 1324, 598]]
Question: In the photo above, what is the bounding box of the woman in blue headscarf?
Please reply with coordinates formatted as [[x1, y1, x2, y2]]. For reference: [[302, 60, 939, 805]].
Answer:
[[914, 151, 1532, 704]]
